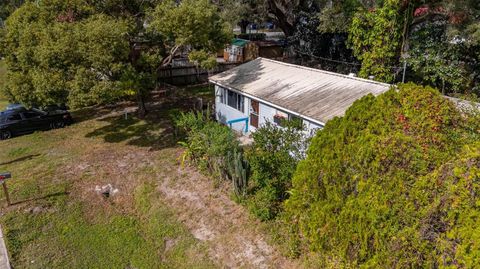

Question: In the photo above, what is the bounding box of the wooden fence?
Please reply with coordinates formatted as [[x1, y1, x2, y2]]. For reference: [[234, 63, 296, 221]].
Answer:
[[158, 62, 239, 85]]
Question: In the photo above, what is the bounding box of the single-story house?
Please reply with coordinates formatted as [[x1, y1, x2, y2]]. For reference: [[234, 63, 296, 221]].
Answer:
[[209, 58, 391, 134]]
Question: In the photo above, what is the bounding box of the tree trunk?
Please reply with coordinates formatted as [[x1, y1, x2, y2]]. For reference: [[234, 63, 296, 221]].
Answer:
[[137, 90, 147, 119], [129, 40, 149, 118], [265, 0, 300, 37], [239, 19, 249, 34]]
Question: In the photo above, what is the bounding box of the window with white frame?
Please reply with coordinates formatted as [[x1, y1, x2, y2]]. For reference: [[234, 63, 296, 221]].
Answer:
[[226, 89, 244, 112], [218, 87, 244, 112]]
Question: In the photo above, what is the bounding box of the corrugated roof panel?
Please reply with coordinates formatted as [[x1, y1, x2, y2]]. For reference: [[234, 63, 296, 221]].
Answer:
[[209, 58, 391, 124]]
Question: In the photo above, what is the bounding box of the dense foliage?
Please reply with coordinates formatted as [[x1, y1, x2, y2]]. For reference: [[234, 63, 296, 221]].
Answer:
[[176, 111, 314, 220], [245, 121, 312, 220], [174, 110, 249, 195], [0, 0, 230, 110], [408, 17, 480, 95], [1, 3, 133, 107], [284, 83, 480, 267], [348, 0, 403, 82]]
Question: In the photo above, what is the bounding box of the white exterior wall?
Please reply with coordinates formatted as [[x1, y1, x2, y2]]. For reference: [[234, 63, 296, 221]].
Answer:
[[215, 85, 250, 133], [214, 85, 324, 134], [303, 120, 323, 134], [258, 102, 277, 127]]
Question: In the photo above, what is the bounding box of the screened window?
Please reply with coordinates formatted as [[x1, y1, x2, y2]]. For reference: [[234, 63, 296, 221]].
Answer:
[[274, 110, 303, 128], [289, 114, 303, 129], [226, 90, 244, 112]]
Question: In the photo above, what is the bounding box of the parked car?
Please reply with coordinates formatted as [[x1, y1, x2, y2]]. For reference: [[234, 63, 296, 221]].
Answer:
[[5, 103, 25, 110], [0, 107, 73, 140]]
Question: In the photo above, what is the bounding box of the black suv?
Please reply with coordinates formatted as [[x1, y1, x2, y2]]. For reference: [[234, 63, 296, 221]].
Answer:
[[0, 107, 73, 140]]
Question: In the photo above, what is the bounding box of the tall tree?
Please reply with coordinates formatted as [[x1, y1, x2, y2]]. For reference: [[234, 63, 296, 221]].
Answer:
[[217, 0, 267, 33], [0, 0, 231, 115], [347, 0, 405, 82], [406, 0, 480, 95]]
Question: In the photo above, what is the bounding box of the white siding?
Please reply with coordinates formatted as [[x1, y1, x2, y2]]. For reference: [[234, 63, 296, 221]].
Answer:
[[258, 102, 277, 127], [215, 84, 324, 134], [257, 101, 323, 133], [215, 85, 249, 133], [303, 120, 323, 133]]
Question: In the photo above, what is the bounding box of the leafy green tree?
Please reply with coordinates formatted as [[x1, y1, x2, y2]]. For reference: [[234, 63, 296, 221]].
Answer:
[[1, 2, 134, 108], [1, 0, 230, 114], [407, 20, 470, 95], [216, 0, 267, 33], [348, 0, 404, 82], [147, 0, 231, 68], [406, 0, 480, 96], [284, 83, 480, 267]]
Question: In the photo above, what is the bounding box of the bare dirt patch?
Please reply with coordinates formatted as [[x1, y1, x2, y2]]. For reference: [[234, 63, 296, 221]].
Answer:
[[157, 151, 299, 269]]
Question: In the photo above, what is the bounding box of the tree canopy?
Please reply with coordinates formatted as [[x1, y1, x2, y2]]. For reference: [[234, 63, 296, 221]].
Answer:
[[0, 0, 230, 110]]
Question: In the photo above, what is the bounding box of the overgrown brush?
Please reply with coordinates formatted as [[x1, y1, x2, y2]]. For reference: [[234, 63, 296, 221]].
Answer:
[[173, 110, 248, 196], [245, 121, 313, 221], [284, 83, 480, 267]]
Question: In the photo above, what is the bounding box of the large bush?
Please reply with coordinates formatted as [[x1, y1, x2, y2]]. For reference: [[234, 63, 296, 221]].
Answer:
[[246, 121, 313, 221], [285, 83, 480, 267]]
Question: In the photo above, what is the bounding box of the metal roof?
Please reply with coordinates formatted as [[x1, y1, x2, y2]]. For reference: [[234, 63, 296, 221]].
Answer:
[[231, 38, 249, 47], [209, 58, 391, 124]]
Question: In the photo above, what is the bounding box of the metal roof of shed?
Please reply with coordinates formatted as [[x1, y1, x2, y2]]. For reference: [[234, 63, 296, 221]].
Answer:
[[231, 38, 249, 47], [209, 58, 391, 124]]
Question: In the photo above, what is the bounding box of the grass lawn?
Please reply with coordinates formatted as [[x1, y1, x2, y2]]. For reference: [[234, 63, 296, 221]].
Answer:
[[0, 88, 217, 268]]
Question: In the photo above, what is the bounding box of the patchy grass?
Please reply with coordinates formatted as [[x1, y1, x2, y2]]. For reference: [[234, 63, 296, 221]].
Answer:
[[0, 85, 295, 268], [186, 84, 214, 99], [0, 99, 215, 268]]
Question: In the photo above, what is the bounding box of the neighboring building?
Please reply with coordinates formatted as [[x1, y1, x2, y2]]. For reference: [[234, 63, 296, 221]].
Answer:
[[209, 58, 391, 134], [224, 39, 257, 63], [223, 39, 284, 63]]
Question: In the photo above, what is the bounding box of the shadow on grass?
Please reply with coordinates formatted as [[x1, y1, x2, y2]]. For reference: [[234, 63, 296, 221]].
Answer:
[[10, 191, 70, 206], [83, 84, 217, 150], [85, 111, 176, 151], [0, 154, 41, 166]]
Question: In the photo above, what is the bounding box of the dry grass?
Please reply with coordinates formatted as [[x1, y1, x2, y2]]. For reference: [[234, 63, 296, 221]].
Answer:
[[0, 89, 215, 268], [0, 86, 296, 268]]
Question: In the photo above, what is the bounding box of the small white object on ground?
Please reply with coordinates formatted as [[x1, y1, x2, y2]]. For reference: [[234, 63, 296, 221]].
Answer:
[[94, 184, 119, 198]]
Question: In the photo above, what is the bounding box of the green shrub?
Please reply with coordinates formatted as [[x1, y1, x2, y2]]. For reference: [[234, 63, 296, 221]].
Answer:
[[174, 110, 249, 195], [245, 121, 313, 220], [247, 185, 278, 221], [172, 110, 208, 135], [284, 83, 480, 267]]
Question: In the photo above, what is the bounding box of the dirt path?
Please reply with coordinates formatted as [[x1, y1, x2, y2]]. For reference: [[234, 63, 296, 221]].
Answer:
[[156, 150, 299, 269], [66, 139, 298, 268], [65, 103, 299, 268]]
